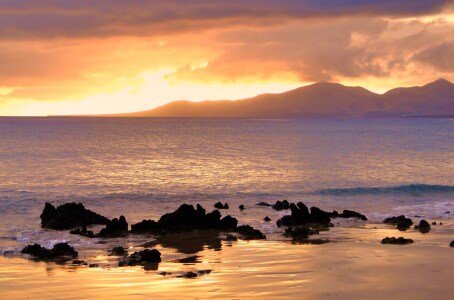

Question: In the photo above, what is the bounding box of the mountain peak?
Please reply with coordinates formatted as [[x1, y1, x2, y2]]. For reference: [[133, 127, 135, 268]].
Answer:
[[425, 78, 453, 87]]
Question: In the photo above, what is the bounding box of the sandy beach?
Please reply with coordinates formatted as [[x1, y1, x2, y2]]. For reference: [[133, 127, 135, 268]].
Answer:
[[2, 211, 453, 300]]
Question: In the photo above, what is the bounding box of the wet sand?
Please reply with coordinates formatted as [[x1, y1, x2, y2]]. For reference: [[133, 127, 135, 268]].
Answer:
[[1, 222, 453, 299]]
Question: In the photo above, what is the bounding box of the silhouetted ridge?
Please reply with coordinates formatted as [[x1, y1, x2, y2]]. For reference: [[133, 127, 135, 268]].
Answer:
[[108, 79, 453, 118]]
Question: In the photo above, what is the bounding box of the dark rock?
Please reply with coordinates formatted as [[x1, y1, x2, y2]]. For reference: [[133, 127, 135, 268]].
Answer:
[[432, 221, 437, 225], [296, 202, 310, 217], [440, 222, 443, 225], [130, 219, 158, 234], [197, 269, 212, 275], [21, 243, 78, 260], [224, 234, 238, 241], [255, 202, 272, 207], [264, 216, 271, 222], [40, 202, 110, 230], [70, 225, 94, 238], [415, 220, 431, 233], [384, 215, 413, 226], [397, 222, 411, 231], [235, 225, 266, 240], [219, 215, 238, 230], [450, 241, 454, 247], [119, 249, 161, 267], [272, 200, 290, 210], [310, 207, 332, 225], [110, 246, 127, 256], [89, 263, 99, 268], [154, 204, 238, 231], [158, 204, 215, 230], [97, 216, 128, 237], [381, 237, 414, 245], [338, 210, 367, 221], [214, 202, 229, 209], [239, 205, 245, 210]]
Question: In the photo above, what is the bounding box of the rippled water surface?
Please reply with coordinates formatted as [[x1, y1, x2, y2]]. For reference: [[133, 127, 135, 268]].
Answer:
[[0, 117, 453, 299]]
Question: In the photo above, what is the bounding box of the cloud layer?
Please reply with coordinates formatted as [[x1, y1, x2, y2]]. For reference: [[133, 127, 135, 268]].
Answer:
[[0, 0, 453, 115]]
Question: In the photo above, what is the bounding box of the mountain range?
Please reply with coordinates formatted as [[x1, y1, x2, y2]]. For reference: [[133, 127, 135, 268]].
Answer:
[[113, 79, 454, 118]]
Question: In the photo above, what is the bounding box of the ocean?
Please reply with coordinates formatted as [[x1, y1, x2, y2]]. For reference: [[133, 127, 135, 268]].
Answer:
[[1, 117, 454, 299], [1, 117, 453, 251]]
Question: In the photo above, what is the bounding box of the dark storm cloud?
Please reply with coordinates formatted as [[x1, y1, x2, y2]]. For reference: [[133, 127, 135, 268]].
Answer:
[[0, 0, 452, 39]]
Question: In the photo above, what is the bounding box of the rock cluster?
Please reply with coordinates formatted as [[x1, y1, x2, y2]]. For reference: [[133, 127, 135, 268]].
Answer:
[[384, 215, 413, 231], [381, 237, 414, 245], [21, 243, 78, 260], [131, 204, 239, 233], [119, 249, 162, 267], [40, 202, 109, 230], [235, 225, 266, 240], [214, 202, 229, 209]]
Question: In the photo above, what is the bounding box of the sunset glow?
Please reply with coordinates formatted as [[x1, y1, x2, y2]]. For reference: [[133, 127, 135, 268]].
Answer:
[[0, 1, 453, 115]]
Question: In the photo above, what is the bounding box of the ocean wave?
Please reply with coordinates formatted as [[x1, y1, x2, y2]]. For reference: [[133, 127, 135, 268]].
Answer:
[[313, 184, 454, 196]]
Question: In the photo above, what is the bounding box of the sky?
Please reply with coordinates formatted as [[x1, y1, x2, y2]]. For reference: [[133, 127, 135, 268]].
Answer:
[[0, 0, 453, 116]]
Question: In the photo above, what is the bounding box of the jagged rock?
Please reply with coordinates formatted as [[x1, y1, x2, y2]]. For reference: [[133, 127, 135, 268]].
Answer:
[[214, 202, 229, 209], [264, 216, 271, 222], [276, 202, 332, 227], [110, 246, 127, 256], [97, 216, 128, 237], [70, 225, 94, 238], [239, 205, 245, 210], [131, 204, 238, 232], [219, 215, 238, 230], [310, 207, 332, 225], [381, 237, 414, 245], [21, 243, 78, 260], [118, 249, 161, 267], [415, 220, 431, 233], [130, 219, 158, 234], [272, 200, 290, 210], [40, 202, 109, 230], [338, 210, 367, 221], [235, 225, 266, 240]]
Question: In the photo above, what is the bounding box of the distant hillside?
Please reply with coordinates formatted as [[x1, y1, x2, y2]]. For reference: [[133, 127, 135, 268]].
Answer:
[[114, 79, 454, 118]]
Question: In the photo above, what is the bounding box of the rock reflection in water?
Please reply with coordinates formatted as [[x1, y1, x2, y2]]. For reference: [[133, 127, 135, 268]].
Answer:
[[140, 230, 224, 255]]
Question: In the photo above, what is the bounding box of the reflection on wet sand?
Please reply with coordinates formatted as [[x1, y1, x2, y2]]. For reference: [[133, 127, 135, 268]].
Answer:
[[2, 223, 454, 300], [139, 230, 223, 255]]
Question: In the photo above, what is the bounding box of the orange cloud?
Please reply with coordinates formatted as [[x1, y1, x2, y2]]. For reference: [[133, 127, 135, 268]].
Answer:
[[0, 1, 453, 115]]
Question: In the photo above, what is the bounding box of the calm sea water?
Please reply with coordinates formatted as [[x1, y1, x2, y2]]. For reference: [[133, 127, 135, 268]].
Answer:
[[0, 117, 453, 253]]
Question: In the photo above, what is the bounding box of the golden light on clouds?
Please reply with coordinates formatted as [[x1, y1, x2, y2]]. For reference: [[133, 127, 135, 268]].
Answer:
[[0, 1, 453, 116]]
